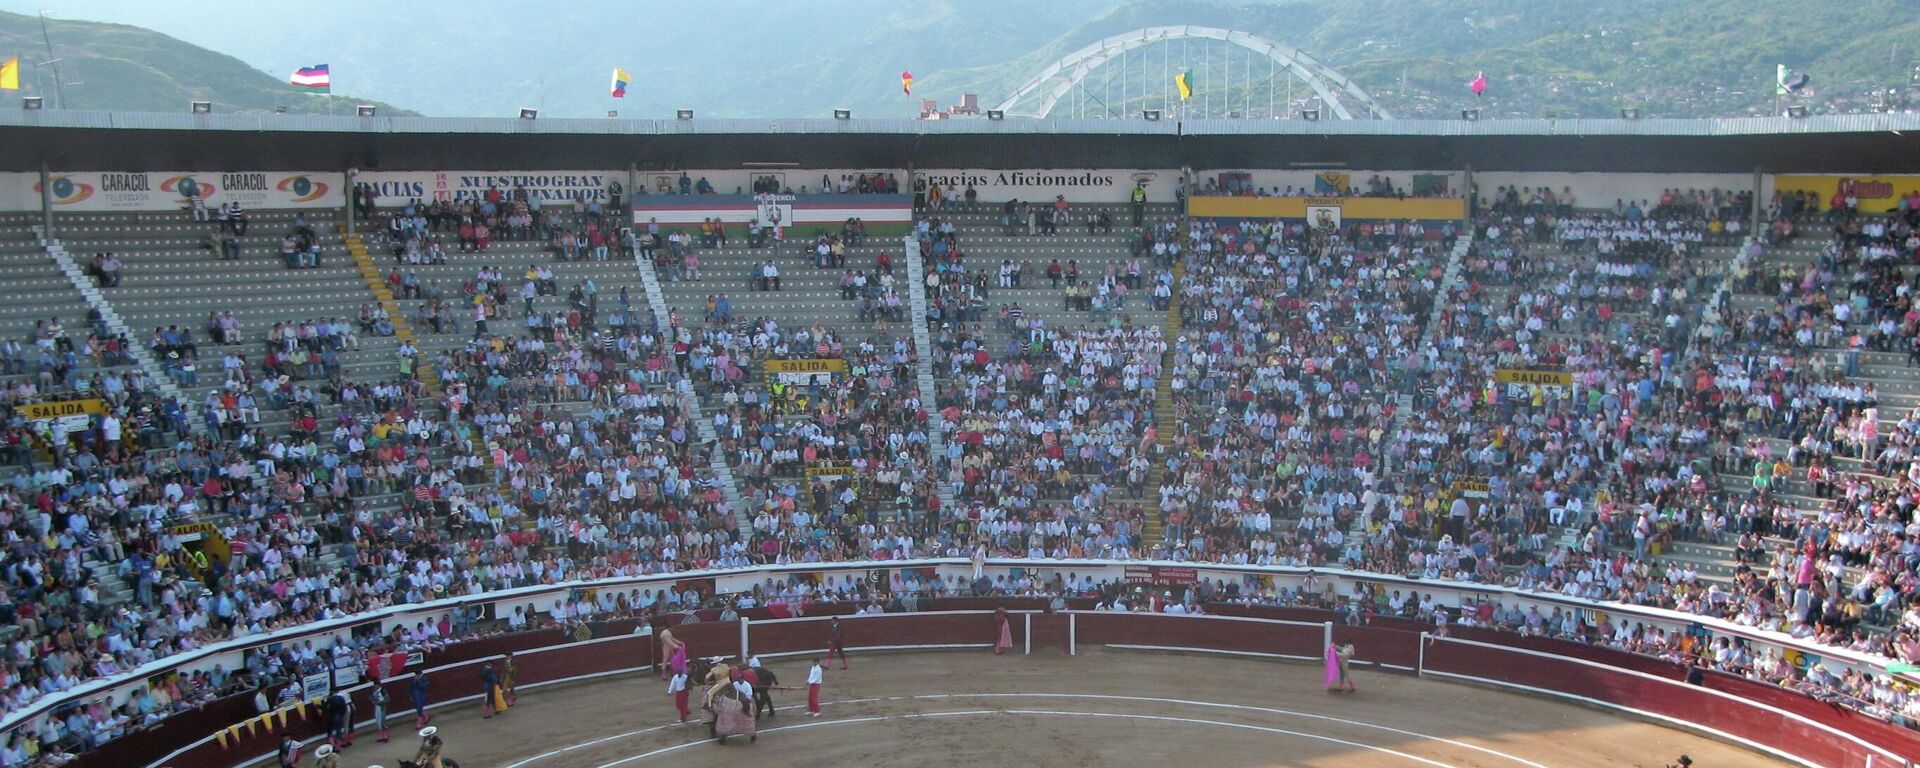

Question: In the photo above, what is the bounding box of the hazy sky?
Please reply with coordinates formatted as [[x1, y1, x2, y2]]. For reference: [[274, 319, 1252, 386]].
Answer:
[[0, 0, 1118, 117]]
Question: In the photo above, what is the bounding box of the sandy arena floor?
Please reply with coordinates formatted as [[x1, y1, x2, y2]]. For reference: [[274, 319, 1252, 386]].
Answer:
[[340, 649, 1791, 768]]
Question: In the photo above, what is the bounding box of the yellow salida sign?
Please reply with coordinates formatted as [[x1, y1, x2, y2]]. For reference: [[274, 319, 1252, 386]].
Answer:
[[16, 398, 106, 421], [1493, 369, 1573, 387], [763, 359, 848, 374]]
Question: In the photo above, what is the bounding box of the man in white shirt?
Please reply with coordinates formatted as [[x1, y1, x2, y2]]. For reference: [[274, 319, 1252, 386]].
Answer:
[[806, 659, 824, 716], [667, 669, 690, 722]]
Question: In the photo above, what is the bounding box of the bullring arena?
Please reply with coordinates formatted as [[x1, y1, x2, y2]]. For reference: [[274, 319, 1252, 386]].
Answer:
[[2, 107, 1920, 768]]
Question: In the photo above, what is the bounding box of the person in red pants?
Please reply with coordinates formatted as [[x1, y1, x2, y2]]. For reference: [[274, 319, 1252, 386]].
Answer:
[[668, 669, 690, 722], [806, 659, 824, 717]]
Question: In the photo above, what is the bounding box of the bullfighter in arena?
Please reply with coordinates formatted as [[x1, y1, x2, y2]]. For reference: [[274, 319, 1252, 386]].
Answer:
[[1324, 642, 1357, 693], [828, 617, 850, 669], [410, 672, 432, 729], [659, 626, 685, 679], [370, 683, 392, 742], [501, 651, 518, 706], [324, 689, 355, 748], [412, 725, 446, 768], [668, 668, 691, 722]]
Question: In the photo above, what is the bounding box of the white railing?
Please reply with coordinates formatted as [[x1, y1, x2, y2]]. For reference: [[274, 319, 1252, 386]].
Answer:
[[8, 556, 1909, 742]]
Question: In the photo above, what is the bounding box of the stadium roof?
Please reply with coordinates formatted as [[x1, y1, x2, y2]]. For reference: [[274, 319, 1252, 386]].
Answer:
[[3, 109, 1919, 174]]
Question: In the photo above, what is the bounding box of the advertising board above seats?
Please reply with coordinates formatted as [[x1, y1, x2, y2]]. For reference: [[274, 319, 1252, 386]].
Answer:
[[1188, 169, 1465, 223], [631, 193, 911, 235], [1471, 171, 1756, 210], [0, 171, 344, 211], [357, 170, 617, 206], [1772, 174, 1920, 213], [1188, 194, 1466, 223]]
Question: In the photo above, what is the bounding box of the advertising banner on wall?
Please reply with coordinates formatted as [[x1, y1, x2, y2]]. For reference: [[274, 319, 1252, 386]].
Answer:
[[914, 169, 1177, 203], [637, 169, 903, 197], [631, 194, 912, 235], [0, 171, 343, 212], [1188, 195, 1466, 222], [1194, 169, 1460, 199], [357, 170, 617, 207], [1773, 175, 1920, 214], [1471, 171, 1752, 211]]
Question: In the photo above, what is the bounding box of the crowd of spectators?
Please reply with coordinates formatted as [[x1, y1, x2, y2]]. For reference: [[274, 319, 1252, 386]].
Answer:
[[1, 316, 133, 395], [1197, 173, 1461, 200], [6, 183, 1920, 764], [708, 320, 941, 558], [1155, 218, 1443, 568]]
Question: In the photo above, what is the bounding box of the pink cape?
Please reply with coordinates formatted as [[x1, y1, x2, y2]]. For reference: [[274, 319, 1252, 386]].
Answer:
[[1323, 643, 1341, 689], [995, 616, 1014, 651], [669, 645, 688, 673]]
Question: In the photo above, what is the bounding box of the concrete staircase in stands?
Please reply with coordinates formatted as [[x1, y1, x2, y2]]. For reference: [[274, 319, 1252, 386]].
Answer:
[[635, 249, 744, 513], [36, 230, 196, 432], [902, 235, 955, 516]]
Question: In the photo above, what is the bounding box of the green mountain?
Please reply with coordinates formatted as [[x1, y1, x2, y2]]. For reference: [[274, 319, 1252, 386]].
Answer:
[[0, 10, 415, 115], [917, 0, 1920, 119]]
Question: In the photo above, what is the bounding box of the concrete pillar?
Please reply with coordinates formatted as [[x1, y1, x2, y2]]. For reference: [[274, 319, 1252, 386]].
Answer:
[[627, 163, 638, 223], [1461, 164, 1476, 229], [344, 166, 357, 237], [38, 162, 53, 240], [1750, 165, 1765, 238]]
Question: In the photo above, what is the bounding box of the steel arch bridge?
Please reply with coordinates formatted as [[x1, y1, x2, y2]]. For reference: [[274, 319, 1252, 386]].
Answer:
[[993, 26, 1392, 120]]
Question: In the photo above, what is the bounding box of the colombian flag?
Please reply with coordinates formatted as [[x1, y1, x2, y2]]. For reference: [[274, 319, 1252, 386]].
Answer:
[[0, 57, 18, 91], [290, 64, 330, 93], [1175, 69, 1193, 101], [611, 67, 630, 98], [901, 70, 913, 95]]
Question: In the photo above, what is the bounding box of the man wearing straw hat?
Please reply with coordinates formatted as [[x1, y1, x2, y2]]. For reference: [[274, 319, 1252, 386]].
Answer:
[[312, 743, 340, 768], [409, 726, 445, 768]]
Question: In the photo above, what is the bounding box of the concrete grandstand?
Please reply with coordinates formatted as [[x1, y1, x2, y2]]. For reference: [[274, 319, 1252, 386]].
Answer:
[[0, 110, 1915, 767]]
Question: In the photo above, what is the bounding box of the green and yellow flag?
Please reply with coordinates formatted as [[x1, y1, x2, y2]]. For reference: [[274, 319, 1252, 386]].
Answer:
[[1175, 69, 1193, 101]]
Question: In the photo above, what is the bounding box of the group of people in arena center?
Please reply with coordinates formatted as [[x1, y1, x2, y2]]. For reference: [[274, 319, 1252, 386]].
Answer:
[[3, 178, 1920, 764]]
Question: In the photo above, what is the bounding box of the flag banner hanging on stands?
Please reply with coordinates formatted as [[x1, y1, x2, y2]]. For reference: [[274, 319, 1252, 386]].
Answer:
[[290, 64, 330, 93], [901, 70, 914, 95], [0, 57, 18, 91], [1469, 71, 1487, 97], [1176, 69, 1193, 101], [611, 67, 630, 98]]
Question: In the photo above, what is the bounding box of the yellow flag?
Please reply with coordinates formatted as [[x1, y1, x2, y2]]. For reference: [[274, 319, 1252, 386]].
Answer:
[[1175, 69, 1193, 101], [0, 57, 19, 91]]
